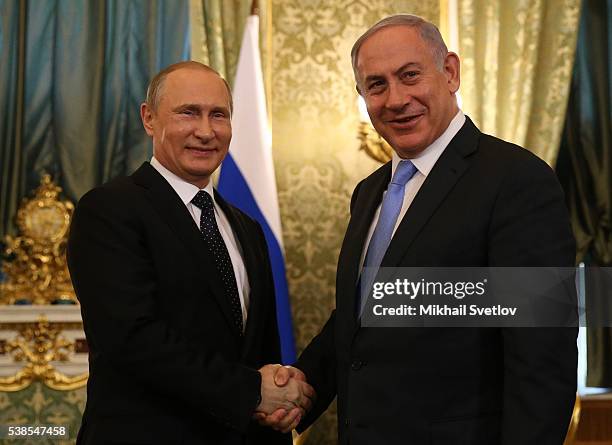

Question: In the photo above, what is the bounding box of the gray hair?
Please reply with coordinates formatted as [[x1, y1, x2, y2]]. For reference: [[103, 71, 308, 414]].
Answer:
[[351, 14, 448, 87]]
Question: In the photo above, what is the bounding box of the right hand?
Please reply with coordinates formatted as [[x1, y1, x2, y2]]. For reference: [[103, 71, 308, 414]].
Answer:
[[254, 365, 316, 433]]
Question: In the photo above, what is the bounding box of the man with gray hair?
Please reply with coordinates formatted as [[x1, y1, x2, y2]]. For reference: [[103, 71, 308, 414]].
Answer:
[[259, 14, 577, 444]]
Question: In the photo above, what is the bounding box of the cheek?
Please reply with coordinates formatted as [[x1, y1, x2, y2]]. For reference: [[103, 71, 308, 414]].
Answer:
[[213, 123, 232, 140], [366, 99, 384, 116], [165, 124, 193, 142]]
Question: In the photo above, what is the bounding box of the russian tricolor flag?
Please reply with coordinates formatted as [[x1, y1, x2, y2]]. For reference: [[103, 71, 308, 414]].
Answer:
[[218, 14, 296, 363]]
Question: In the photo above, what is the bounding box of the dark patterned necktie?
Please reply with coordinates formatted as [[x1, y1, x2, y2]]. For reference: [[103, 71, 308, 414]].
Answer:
[[191, 190, 243, 335]]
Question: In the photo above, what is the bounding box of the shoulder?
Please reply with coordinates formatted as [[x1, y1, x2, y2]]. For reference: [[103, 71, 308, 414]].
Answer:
[[75, 175, 146, 221], [476, 133, 557, 181], [79, 175, 141, 204], [349, 162, 391, 211]]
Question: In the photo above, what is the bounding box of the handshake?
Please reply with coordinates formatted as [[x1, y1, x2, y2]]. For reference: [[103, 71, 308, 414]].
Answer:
[[254, 364, 316, 433]]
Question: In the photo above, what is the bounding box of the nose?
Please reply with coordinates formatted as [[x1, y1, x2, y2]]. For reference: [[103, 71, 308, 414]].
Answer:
[[385, 81, 410, 111], [194, 116, 214, 141]]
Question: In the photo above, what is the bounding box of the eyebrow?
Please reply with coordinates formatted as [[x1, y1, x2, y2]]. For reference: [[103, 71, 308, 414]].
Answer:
[[172, 103, 230, 114], [363, 62, 423, 84], [393, 62, 422, 76]]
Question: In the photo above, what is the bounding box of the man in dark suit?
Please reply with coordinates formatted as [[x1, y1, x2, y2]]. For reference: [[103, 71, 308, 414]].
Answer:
[[260, 14, 578, 444], [67, 61, 313, 445]]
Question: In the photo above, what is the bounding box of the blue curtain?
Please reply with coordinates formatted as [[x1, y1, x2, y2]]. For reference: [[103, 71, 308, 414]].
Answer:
[[0, 0, 190, 236]]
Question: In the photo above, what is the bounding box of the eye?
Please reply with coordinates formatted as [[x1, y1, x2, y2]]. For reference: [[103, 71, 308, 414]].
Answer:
[[401, 70, 419, 80], [367, 80, 385, 92], [212, 111, 229, 119], [179, 108, 198, 116]]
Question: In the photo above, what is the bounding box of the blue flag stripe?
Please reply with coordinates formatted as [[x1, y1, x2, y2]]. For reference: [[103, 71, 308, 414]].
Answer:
[[218, 154, 297, 363]]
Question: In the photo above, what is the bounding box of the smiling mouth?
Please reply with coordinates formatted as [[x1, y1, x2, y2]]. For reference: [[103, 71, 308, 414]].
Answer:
[[187, 146, 216, 152], [389, 114, 423, 124]]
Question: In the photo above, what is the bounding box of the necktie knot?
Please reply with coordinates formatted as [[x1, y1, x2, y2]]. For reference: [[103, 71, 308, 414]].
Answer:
[[191, 190, 213, 211], [390, 160, 417, 186]]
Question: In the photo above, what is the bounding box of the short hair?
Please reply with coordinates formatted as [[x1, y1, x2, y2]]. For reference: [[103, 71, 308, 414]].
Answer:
[[145, 60, 233, 114], [351, 14, 448, 87]]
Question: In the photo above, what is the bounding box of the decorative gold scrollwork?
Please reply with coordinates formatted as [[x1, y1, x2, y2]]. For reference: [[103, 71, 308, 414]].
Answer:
[[0, 174, 76, 305], [358, 121, 392, 164], [0, 316, 87, 391]]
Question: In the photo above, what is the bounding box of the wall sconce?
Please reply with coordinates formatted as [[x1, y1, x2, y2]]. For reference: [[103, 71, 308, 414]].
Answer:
[[357, 96, 392, 164]]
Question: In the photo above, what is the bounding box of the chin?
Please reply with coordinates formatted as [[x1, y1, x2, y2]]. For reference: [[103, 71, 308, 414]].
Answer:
[[389, 139, 427, 157]]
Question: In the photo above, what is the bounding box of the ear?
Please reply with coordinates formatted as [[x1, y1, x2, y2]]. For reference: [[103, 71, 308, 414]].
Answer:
[[443, 52, 461, 94], [140, 103, 155, 137]]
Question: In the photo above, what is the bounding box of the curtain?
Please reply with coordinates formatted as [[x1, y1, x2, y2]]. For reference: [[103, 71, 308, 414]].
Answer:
[[189, 0, 270, 91], [556, 0, 612, 388], [0, 0, 190, 237], [457, 0, 582, 166], [0, 0, 26, 239]]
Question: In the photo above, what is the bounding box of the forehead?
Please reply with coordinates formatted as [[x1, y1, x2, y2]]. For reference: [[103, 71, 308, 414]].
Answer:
[[161, 68, 230, 108], [357, 25, 431, 75]]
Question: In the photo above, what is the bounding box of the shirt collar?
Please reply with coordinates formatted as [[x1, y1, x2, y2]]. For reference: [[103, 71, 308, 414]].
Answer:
[[391, 110, 466, 178], [150, 157, 216, 206]]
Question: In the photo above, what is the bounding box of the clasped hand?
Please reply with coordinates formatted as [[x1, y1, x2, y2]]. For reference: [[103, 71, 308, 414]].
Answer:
[[254, 364, 316, 433]]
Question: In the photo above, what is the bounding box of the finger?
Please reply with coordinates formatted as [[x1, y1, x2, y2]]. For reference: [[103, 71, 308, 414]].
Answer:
[[274, 366, 291, 386], [291, 367, 306, 382], [256, 408, 287, 427], [273, 407, 302, 433], [268, 408, 289, 426], [283, 412, 303, 433], [283, 365, 305, 380], [299, 382, 316, 401], [253, 412, 270, 426], [297, 393, 313, 412]]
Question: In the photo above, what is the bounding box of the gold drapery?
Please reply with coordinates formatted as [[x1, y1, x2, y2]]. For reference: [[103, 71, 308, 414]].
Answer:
[[457, 0, 581, 166], [189, 0, 271, 93]]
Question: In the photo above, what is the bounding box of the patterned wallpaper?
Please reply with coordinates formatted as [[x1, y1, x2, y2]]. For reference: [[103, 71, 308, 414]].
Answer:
[[0, 383, 85, 444], [271, 1, 439, 443]]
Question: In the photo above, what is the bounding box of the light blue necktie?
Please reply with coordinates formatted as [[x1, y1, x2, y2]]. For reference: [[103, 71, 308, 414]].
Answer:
[[358, 160, 418, 315], [363, 160, 418, 270]]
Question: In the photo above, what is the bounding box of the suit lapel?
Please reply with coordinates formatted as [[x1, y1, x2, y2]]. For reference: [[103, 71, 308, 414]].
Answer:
[[381, 118, 480, 268], [342, 165, 391, 290], [339, 164, 391, 334], [131, 163, 242, 340]]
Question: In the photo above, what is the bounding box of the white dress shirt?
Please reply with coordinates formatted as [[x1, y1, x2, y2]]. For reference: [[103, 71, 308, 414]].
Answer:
[[359, 110, 467, 271], [150, 157, 250, 327]]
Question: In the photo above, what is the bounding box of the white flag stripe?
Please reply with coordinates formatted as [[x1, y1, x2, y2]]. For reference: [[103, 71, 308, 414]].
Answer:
[[229, 16, 283, 245]]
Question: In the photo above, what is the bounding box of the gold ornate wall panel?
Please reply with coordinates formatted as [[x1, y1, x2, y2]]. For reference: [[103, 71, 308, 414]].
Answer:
[[271, 2, 439, 443]]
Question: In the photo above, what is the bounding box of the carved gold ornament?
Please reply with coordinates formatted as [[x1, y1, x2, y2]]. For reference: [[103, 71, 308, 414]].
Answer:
[[0, 316, 87, 391], [358, 121, 393, 164], [0, 174, 76, 305]]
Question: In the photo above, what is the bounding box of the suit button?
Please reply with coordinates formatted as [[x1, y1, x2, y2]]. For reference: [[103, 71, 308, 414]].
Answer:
[[351, 360, 363, 370], [345, 419, 350, 427]]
